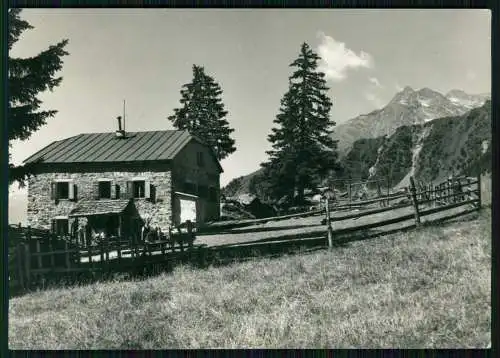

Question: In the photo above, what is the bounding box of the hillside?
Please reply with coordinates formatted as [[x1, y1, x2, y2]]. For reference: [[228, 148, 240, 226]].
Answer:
[[9, 210, 491, 348], [224, 105, 490, 200], [222, 168, 265, 198], [352, 99, 492, 187], [223, 89, 491, 200]]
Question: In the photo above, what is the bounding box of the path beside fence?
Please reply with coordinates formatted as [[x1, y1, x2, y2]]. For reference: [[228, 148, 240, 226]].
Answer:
[[9, 174, 482, 295]]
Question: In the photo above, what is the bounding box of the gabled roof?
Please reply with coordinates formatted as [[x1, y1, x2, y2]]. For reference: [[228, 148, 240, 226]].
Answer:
[[68, 199, 132, 217], [23, 130, 223, 172]]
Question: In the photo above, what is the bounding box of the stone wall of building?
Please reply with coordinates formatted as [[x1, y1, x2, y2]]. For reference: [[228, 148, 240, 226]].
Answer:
[[27, 169, 173, 232]]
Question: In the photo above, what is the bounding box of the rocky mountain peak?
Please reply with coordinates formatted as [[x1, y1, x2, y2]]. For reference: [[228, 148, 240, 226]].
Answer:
[[333, 86, 490, 157]]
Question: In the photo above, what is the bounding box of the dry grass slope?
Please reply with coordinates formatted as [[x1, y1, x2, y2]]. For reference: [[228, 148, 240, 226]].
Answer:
[[9, 209, 490, 349]]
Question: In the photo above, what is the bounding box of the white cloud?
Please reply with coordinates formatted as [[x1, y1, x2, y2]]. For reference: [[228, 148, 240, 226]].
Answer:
[[364, 92, 385, 108], [369, 77, 383, 88], [316, 32, 373, 82], [394, 82, 404, 92]]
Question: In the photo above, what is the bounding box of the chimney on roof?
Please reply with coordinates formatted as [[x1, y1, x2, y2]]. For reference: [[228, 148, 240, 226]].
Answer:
[[115, 116, 125, 138]]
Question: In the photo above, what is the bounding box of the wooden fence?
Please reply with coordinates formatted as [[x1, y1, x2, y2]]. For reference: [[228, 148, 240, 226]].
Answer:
[[9, 223, 203, 293], [9, 174, 482, 294], [322, 174, 481, 249]]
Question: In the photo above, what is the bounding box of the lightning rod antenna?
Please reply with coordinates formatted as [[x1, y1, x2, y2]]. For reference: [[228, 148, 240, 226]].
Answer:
[[123, 99, 126, 132]]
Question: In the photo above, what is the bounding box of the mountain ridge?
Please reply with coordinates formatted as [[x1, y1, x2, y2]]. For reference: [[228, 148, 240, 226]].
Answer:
[[333, 87, 490, 156], [222, 88, 491, 201]]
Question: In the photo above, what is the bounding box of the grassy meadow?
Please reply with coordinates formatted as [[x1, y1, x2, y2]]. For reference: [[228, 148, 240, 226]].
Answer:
[[9, 208, 491, 349]]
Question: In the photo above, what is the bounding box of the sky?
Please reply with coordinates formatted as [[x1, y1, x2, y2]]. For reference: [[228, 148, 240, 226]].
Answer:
[[8, 9, 491, 223]]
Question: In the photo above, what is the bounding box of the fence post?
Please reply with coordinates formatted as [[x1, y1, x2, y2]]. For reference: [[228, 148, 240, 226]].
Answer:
[[348, 182, 352, 210], [376, 181, 382, 207], [187, 221, 195, 251], [64, 240, 71, 269], [477, 173, 482, 209], [24, 242, 31, 289], [386, 177, 390, 207], [16, 243, 25, 290], [34, 240, 42, 269], [48, 238, 55, 268], [409, 176, 421, 227], [324, 198, 333, 249], [100, 240, 104, 267], [448, 178, 453, 204], [105, 239, 110, 262], [117, 241, 122, 261], [88, 242, 93, 266]]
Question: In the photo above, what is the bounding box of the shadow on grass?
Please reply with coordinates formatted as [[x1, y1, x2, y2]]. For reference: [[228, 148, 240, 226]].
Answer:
[[197, 223, 322, 236], [9, 208, 480, 299]]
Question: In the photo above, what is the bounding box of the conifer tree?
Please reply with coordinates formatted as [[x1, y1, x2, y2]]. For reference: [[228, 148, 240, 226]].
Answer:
[[8, 9, 69, 185], [168, 65, 236, 161], [262, 42, 339, 204]]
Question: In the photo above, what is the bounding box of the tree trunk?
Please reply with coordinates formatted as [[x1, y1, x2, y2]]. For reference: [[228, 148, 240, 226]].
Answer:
[[296, 176, 305, 204]]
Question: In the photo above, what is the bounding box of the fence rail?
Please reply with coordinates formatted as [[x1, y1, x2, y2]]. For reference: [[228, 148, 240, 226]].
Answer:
[[9, 223, 201, 292], [9, 174, 483, 294], [321, 174, 482, 249]]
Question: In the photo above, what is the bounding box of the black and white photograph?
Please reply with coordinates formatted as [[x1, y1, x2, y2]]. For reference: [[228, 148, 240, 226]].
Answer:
[[7, 8, 491, 349]]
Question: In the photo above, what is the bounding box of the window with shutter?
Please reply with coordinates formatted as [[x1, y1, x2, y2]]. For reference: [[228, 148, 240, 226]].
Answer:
[[144, 181, 151, 199], [50, 182, 56, 200], [126, 181, 134, 199], [149, 185, 156, 203], [68, 181, 75, 200], [93, 182, 100, 200], [131, 180, 146, 198], [111, 182, 116, 199], [54, 181, 70, 200], [98, 181, 112, 199]]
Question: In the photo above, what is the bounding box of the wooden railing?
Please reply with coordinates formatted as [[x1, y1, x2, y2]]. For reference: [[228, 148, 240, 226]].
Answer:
[[9, 174, 482, 293], [9, 224, 202, 292]]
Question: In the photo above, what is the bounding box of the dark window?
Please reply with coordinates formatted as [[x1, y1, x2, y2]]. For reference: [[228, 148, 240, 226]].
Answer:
[[115, 184, 121, 199], [56, 182, 69, 199], [133, 181, 145, 198], [53, 219, 69, 236], [197, 152, 204, 167], [184, 182, 197, 195], [209, 187, 217, 202], [98, 181, 112, 199], [198, 185, 208, 198]]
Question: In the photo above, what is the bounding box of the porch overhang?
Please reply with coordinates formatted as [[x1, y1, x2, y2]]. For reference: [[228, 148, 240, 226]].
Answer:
[[68, 199, 133, 218]]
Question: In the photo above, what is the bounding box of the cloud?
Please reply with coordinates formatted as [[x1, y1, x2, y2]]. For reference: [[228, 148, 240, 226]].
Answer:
[[364, 92, 385, 108], [394, 82, 404, 92], [316, 32, 373, 82], [369, 77, 383, 88]]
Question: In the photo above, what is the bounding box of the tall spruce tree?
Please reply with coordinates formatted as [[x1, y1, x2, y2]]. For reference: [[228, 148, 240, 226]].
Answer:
[[168, 65, 236, 161], [262, 42, 338, 204], [8, 9, 69, 185]]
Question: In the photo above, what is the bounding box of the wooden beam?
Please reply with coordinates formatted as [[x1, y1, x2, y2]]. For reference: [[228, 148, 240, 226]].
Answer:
[[409, 176, 421, 227], [477, 173, 482, 209], [325, 199, 333, 249]]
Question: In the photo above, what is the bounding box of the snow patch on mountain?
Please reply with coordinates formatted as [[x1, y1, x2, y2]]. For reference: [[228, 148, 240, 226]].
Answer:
[[397, 125, 432, 188], [418, 98, 431, 107], [368, 145, 384, 179]]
